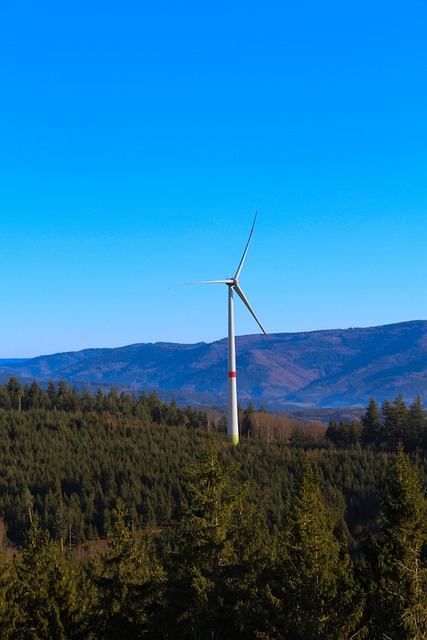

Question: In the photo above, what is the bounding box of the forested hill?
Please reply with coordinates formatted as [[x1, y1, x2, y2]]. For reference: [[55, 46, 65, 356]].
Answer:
[[2, 320, 427, 408]]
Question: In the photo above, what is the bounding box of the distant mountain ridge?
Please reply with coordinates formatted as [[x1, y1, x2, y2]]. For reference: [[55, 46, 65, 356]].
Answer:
[[1, 320, 427, 408]]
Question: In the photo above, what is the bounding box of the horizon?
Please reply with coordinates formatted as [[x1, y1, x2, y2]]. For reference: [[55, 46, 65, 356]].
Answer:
[[2, 2, 427, 357], [2, 317, 425, 360]]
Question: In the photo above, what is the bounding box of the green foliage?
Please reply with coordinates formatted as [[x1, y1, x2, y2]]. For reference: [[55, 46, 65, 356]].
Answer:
[[88, 498, 165, 639], [408, 395, 427, 450], [361, 397, 383, 447], [1, 379, 427, 637], [4, 517, 90, 639], [328, 394, 427, 452], [382, 395, 409, 449], [0, 382, 212, 544], [0, 551, 16, 637], [163, 442, 265, 639], [7, 378, 23, 411], [326, 418, 361, 447], [270, 460, 364, 639], [370, 445, 427, 639]]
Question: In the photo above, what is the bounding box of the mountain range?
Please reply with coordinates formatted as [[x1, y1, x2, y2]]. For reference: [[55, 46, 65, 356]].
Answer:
[[1, 320, 427, 409]]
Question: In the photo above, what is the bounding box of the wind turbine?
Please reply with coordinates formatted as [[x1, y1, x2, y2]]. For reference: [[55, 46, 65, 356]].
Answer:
[[188, 212, 272, 444]]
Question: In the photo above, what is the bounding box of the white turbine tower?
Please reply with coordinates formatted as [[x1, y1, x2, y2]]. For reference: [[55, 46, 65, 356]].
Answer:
[[188, 213, 272, 444]]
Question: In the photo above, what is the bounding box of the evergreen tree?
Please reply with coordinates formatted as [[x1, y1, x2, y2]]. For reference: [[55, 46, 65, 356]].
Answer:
[[270, 459, 364, 639], [407, 395, 427, 451], [46, 380, 58, 408], [6, 517, 89, 639], [241, 401, 256, 438], [361, 397, 383, 447], [25, 380, 45, 409], [163, 442, 263, 639], [89, 498, 165, 640], [371, 444, 427, 639], [0, 551, 17, 638], [326, 419, 361, 447], [383, 395, 408, 448], [7, 378, 23, 412], [0, 384, 11, 409]]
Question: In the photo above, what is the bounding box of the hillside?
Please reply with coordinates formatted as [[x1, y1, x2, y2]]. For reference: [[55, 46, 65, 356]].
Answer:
[[1, 320, 427, 408]]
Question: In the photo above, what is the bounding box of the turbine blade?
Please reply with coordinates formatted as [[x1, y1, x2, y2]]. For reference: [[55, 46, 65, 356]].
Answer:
[[234, 212, 258, 279], [234, 283, 275, 348], [186, 279, 233, 285]]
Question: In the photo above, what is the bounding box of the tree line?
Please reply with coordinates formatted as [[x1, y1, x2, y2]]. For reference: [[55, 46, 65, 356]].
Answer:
[[0, 377, 212, 430], [326, 394, 427, 451]]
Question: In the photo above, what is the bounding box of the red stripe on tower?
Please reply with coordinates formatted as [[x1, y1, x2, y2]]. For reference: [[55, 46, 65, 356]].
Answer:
[[228, 372, 237, 378]]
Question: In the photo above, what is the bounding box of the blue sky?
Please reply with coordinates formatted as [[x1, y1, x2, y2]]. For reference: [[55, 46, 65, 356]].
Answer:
[[1, 1, 427, 357]]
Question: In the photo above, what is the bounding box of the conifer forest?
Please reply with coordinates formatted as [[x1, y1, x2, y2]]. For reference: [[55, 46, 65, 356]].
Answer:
[[2, 378, 427, 638]]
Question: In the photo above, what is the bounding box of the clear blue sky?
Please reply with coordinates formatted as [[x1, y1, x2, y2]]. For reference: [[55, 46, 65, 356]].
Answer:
[[1, 1, 427, 357]]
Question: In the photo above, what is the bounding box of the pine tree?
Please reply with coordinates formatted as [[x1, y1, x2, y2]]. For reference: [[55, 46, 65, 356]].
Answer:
[[0, 550, 17, 638], [361, 397, 383, 447], [163, 441, 263, 639], [46, 380, 58, 408], [241, 402, 256, 437], [369, 444, 427, 639], [383, 395, 408, 448], [89, 498, 165, 640], [270, 459, 364, 639], [7, 378, 23, 412], [406, 395, 427, 450], [6, 517, 89, 639], [25, 380, 45, 409]]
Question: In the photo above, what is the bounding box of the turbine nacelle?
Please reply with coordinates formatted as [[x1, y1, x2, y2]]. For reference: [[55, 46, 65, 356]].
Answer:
[[187, 213, 273, 347]]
